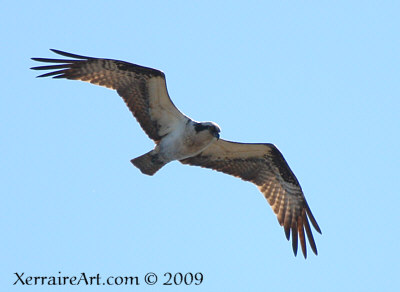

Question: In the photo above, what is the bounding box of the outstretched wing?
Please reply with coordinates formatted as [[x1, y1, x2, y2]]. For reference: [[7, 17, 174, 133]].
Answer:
[[180, 139, 321, 258], [31, 49, 188, 142]]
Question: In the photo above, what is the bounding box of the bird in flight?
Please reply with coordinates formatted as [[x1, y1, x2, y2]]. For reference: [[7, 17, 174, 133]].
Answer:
[[31, 49, 321, 258]]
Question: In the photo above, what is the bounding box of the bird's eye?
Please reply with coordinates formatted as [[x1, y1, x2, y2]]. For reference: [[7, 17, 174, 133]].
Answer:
[[211, 126, 220, 133]]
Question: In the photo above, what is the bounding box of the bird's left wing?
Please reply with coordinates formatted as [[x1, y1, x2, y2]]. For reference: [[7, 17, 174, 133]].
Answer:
[[31, 49, 188, 142], [180, 139, 321, 258]]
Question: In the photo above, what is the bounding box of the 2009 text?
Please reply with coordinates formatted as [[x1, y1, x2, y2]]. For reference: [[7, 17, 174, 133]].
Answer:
[[13, 271, 204, 287]]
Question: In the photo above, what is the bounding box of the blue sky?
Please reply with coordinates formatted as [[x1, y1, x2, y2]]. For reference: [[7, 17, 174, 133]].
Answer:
[[2, 1, 399, 291]]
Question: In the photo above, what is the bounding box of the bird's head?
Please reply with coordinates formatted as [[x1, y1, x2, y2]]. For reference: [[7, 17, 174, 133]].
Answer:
[[194, 122, 221, 140]]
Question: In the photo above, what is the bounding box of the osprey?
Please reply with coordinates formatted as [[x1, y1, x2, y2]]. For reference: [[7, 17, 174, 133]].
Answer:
[[31, 50, 321, 258]]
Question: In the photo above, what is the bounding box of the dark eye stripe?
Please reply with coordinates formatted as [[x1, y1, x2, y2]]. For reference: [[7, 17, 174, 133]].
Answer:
[[194, 123, 209, 132]]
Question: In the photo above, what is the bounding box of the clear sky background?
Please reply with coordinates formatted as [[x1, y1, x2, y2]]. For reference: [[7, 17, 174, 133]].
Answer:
[[2, 1, 399, 291]]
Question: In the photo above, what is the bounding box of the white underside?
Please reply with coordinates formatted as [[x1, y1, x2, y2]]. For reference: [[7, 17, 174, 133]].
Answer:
[[155, 119, 217, 162]]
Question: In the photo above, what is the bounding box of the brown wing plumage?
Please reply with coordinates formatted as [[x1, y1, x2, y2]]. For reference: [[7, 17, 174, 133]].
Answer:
[[31, 49, 187, 142], [180, 139, 321, 258]]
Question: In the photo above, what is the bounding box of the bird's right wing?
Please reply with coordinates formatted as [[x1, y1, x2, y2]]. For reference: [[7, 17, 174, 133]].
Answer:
[[31, 49, 188, 142]]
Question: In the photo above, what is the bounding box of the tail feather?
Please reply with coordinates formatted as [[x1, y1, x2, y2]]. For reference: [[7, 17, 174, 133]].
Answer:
[[131, 151, 166, 176]]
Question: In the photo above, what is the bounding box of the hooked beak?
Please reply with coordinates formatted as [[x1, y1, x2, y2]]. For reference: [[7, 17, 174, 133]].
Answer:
[[213, 132, 220, 140]]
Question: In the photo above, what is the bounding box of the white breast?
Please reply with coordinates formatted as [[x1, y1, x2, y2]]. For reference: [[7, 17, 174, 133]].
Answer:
[[156, 120, 217, 162]]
